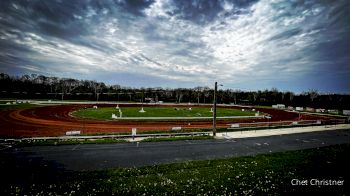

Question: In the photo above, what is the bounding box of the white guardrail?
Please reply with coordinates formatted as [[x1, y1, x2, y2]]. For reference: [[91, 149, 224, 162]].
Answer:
[[1, 132, 211, 142]]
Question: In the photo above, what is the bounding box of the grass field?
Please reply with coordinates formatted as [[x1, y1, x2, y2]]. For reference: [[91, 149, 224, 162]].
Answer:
[[14, 138, 128, 147], [72, 107, 256, 119], [11, 136, 213, 147], [0, 103, 43, 110], [2, 144, 349, 195]]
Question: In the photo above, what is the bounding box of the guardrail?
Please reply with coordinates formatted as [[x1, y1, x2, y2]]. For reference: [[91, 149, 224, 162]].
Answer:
[[1, 132, 211, 142], [1, 120, 348, 142], [226, 119, 348, 131]]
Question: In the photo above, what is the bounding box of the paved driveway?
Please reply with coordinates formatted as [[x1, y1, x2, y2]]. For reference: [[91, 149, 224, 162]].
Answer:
[[1, 129, 349, 171]]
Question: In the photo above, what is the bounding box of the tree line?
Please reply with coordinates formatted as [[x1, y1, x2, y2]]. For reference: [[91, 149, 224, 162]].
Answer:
[[0, 73, 349, 109]]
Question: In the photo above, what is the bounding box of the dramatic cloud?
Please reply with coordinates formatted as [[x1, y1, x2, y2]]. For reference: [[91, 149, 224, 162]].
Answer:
[[0, 0, 349, 92]]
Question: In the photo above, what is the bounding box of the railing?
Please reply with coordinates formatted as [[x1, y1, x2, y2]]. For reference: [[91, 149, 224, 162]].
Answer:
[[227, 119, 348, 130], [1, 132, 211, 142]]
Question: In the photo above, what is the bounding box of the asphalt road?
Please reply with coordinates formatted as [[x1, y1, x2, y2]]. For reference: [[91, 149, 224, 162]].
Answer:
[[1, 129, 350, 171]]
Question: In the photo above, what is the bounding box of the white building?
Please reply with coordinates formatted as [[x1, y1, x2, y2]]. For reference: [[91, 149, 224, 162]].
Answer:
[[306, 107, 315, 112], [296, 107, 304, 111], [316, 109, 325, 113], [328, 109, 338, 114], [272, 104, 285, 109], [343, 110, 350, 115]]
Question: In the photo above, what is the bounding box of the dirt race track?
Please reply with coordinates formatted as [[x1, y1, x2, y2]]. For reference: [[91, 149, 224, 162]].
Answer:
[[0, 104, 334, 137]]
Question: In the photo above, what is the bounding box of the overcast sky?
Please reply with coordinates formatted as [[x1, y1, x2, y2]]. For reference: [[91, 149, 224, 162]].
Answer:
[[0, 0, 349, 92]]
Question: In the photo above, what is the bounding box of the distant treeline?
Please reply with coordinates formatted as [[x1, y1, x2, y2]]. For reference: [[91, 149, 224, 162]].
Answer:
[[0, 73, 349, 109]]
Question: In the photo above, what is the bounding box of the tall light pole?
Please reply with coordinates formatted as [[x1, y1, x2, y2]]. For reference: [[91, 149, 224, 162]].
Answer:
[[213, 82, 223, 136], [83, 107, 86, 134], [213, 82, 217, 136]]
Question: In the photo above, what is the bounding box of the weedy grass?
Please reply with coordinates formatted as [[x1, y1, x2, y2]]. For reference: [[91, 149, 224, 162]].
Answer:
[[14, 138, 127, 147], [2, 144, 349, 195]]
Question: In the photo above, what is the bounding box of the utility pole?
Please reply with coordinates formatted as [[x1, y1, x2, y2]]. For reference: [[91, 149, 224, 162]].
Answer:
[[83, 107, 86, 134], [141, 91, 144, 108], [213, 82, 217, 137]]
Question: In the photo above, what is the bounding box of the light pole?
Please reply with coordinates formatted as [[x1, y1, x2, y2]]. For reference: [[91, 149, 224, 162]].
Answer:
[[213, 82, 223, 137], [83, 107, 86, 134]]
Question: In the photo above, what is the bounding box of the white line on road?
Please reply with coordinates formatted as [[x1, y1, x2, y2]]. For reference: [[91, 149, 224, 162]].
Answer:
[[72, 144, 80, 150], [0, 145, 12, 151]]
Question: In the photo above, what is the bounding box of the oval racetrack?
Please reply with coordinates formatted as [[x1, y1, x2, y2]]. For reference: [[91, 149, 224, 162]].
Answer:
[[0, 104, 331, 137]]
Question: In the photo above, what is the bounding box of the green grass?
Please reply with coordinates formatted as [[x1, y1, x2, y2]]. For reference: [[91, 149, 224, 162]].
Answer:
[[72, 107, 256, 119], [2, 144, 349, 195], [80, 129, 214, 136], [12, 136, 212, 147], [0, 103, 43, 110], [14, 138, 128, 147], [142, 135, 213, 142]]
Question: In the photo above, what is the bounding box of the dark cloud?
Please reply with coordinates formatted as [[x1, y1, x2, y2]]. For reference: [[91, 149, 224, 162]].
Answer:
[[169, 0, 258, 24], [117, 0, 155, 15], [0, 0, 349, 92], [0, 0, 89, 40]]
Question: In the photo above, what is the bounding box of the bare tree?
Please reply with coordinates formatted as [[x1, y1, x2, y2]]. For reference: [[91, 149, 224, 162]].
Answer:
[[194, 86, 202, 104], [308, 89, 319, 103], [175, 89, 183, 103], [60, 78, 79, 100]]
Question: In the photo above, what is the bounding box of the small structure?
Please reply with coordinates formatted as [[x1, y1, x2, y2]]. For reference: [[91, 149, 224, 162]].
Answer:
[[210, 108, 213, 112], [111, 113, 118, 119], [119, 111, 123, 118], [328, 109, 338, 114], [65, 131, 81, 136], [230, 124, 240, 128], [306, 107, 315, 112], [277, 104, 285, 109], [171, 127, 182, 131], [296, 107, 304, 111], [316, 109, 325, 113], [93, 105, 98, 109], [188, 107, 192, 111], [287, 106, 294, 110], [6, 102, 11, 105], [255, 111, 260, 116], [272, 104, 285, 109], [116, 105, 119, 109], [139, 107, 146, 113], [132, 128, 137, 138], [342, 110, 350, 116], [252, 109, 256, 111], [241, 109, 245, 111]]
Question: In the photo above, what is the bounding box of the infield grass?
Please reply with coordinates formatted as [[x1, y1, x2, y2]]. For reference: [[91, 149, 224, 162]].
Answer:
[[72, 107, 256, 119]]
